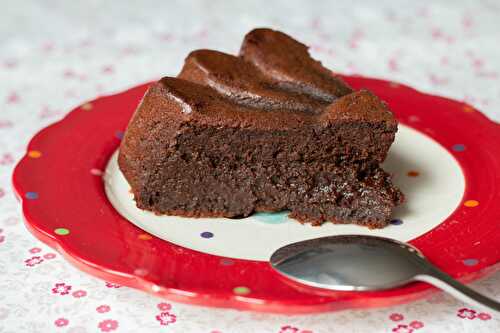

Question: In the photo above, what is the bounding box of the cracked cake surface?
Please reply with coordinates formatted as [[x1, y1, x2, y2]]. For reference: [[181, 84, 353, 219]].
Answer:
[[118, 28, 403, 228]]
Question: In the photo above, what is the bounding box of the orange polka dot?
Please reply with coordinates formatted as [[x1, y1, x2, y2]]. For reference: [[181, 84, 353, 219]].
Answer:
[[463, 105, 475, 113], [28, 150, 42, 158], [138, 234, 153, 240], [407, 170, 420, 177], [464, 200, 479, 207], [81, 103, 93, 110]]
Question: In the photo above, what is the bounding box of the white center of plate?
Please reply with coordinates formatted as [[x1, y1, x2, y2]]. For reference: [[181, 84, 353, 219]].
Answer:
[[104, 125, 465, 261]]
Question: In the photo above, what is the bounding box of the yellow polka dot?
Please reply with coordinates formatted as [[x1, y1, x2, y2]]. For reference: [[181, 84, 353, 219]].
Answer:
[[28, 150, 42, 158], [407, 170, 420, 177], [464, 200, 479, 207], [81, 103, 93, 110], [54, 228, 70, 235], [138, 234, 152, 240], [463, 105, 475, 113], [233, 286, 251, 295]]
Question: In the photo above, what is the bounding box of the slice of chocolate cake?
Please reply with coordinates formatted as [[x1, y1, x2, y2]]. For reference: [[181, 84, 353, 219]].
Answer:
[[118, 28, 403, 228]]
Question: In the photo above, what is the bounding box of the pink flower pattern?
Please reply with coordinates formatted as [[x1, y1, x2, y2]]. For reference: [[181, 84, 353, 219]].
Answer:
[[279, 326, 299, 333], [105, 282, 121, 288], [54, 318, 69, 327], [0, 153, 14, 165], [39, 106, 62, 119], [6, 92, 19, 104], [392, 324, 413, 333], [477, 312, 491, 321], [52, 282, 72, 295], [101, 65, 114, 74], [455, 308, 492, 321], [390, 313, 404, 321], [98, 319, 119, 332], [409, 321, 424, 329], [457, 308, 477, 319], [25, 256, 43, 267], [29, 247, 41, 254], [96, 305, 111, 313], [157, 302, 172, 311], [72, 290, 87, 298], [43, 253, 56, 259], [156, 311, 177, 326]]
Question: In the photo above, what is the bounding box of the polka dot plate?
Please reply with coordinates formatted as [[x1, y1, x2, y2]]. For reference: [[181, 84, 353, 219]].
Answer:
[[13, 76, 500, 313]]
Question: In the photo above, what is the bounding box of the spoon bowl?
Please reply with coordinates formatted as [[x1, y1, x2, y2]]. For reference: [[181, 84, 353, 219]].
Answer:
[[270, 235, 500, 313]]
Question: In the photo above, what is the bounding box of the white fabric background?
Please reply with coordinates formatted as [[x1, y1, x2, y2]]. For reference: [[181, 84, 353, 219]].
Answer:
[[1, 0, 499, 332]]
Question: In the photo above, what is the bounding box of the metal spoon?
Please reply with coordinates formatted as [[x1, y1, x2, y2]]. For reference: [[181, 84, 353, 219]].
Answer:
[[270, 235, 500, 313]]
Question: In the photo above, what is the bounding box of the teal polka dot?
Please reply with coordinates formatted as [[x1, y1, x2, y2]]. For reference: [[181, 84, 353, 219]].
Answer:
[[252, 211, 289, 224], [452, 144, 466, 152]]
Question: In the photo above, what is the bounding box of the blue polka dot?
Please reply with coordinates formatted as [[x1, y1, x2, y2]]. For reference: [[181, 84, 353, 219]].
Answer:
[[452, 144, 466, 152], [220, 258, 234, 266], [252, 211, 289, 224], [463, 258, 479, 266], [25, 192, 38, 200], [390, 219, 403, 225], [115, 131, 124, 140], [200, 231, 214, 239]]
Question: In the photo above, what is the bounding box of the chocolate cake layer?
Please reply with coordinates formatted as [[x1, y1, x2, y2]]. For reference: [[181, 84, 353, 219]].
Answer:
[[118, 28, 403, 228]]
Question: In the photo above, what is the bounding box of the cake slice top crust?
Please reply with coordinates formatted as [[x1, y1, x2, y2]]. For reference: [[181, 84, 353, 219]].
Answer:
[[172, 28, 395, 129], [153, 77, 395, 130], [240, 28, 354, 100], [179, 49, 327, 113]]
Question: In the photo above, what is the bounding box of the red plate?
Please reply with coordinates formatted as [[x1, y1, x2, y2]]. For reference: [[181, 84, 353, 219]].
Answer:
[[12, 76, 500, 313]]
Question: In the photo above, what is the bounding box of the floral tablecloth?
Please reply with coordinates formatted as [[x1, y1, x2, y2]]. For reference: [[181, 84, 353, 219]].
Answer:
[[1, 0, 499, 332]]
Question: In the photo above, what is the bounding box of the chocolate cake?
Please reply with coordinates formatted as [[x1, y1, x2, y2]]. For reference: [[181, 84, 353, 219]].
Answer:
[[118, 28, 403, 228]]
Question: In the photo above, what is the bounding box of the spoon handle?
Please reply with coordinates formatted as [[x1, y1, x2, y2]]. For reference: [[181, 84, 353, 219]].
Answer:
[[415, 268, 500, 313]]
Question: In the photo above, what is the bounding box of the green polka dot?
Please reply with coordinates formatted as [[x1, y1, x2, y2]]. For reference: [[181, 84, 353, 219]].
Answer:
[[233, 286, 251, 295], [54, 228, 70, 236]]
